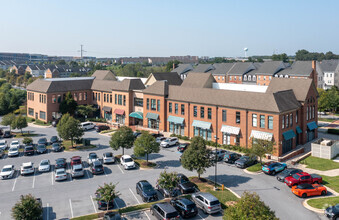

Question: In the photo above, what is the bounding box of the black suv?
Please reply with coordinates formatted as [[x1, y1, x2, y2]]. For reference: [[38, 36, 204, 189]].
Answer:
[[38, 138, 48, 146], [36, 144, 47, 154], [235, 155, 257, 168], [224, 152, 242, 164], [177, 174, 196, 194], [90, 160, 104, 175], [55, 158, 67, 169], [170, 198, 198, 218], [150, 202, 179, 220], [50, 136, 59, 144], [136, 180, 158, 202], [24, 145, 35, 156], [177, 143, 189, 153], [96, 191, 114, 210]]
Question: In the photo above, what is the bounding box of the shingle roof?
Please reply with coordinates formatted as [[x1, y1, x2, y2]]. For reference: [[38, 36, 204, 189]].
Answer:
[[27, 78, 94, 93], [250, 61, 286, 75], [92, 78, 145, 92], [143, 81, 168, 96], [211, 63, 235, 75], [278, 61, 313, 77], [318, 60, 339, 72], [228, 62, 256, 75], [193, 64, 215, 73], [171, 64, 194, 75], [92, 70, 117, 80], [151, 72, 182, 85], [181, 72, 216, 88]]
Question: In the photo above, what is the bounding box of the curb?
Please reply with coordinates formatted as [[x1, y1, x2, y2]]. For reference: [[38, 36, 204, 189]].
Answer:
[[28, 122, 52, 128], [243, 168, 262, 175], [303, 199, 324, 214]]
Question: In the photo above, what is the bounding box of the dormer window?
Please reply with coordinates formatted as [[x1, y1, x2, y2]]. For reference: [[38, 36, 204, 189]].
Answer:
[[253, 76, 256, 81], [280, 75, 283, 78], [244, 75, 247, 81], [285, 75, 289, 78], [248, 75, 251, 81]]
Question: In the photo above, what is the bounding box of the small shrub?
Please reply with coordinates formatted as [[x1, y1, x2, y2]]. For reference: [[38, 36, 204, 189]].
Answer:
[[23, 137, 33, 145], [328, 129, 339, 135], [87, 118, 106, 123]]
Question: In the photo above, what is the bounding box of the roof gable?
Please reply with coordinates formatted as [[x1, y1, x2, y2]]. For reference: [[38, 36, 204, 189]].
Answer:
[[181, 72, 216, 88]]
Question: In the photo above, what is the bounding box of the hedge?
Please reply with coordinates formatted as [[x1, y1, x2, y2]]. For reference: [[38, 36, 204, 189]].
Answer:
[[328, 129, 339, 135]]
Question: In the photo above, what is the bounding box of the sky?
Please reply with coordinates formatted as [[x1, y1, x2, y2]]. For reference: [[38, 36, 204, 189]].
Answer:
[[0, 0, 338, 58]]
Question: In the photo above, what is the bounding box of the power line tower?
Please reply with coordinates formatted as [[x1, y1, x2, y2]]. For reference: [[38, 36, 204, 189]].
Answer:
[[78, 45, 87, 59]]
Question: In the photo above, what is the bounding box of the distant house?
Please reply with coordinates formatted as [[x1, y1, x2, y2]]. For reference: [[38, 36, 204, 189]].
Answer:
[[144, 72, 183, 87], [26, 65, 47, 77], [171, 64, 194, 79], [10, 64, 27, 75], [316, 60, 339, 89], [44, 65, 91, 78], [277, 61, 318, 86]]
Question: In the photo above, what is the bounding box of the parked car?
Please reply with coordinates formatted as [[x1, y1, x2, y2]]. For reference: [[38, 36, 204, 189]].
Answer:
[[261, 161, 287, 175], [156, 137, 166, 144], [325, 204, 339, 220], [191, 192, 221, 214], [50, 136, 59, 144], [120, 155, 136, 170], [136, 180, 158, 202], [133, 132, 142, 139], [177, 174, 197, 194], [103, 152, 115, 164], [103, 211, 121, 220], [235, 155, 257, 168], [3, 130, 12, 138], [150, 202, 180, 220], [210, 149, 228, 161], [0, 140, 8, 150], [88, 152, 98, 165], [10, 140, 20, 148], [55, 158, 67, 169], [0, 149, 4, 158], [55, 168, 67, 181], [160, 138, 179, 148], [291, 183, 327, 198], [80, 122, 95, 131], [37, 138, 48, 146], [90, 160, 104, 175], [0, 165, 15, 179], [170, 198, 198, 218], [151, 133, 164, 138], [20, 162, 34, 175], [51, 143, 62, 152], [38, 159, 51, 172], [8, 146, 19, 157], [156, 183, 180, 198], [223, 152, 242, 164], [71, 156, 82, 166], [96, 191, 114, 210], [36, 145, 47, 154], [24, 145, 35, 156], [285, 172, 323, 187], [177, 143, 189, 153], [95, 125, 110, 132], [71, 164, 85, 178], [276, 168, 303, 182]]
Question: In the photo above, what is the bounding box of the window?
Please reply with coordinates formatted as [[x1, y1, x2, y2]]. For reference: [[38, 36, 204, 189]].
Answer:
[[28, 108, 34, 116], [290, 113, 293, 126], [123, 95, 126, 106], [248, 75, 251, 81], [234, 76, 237, 80], [169, 102, 172, 113], [98, 93, 100, 101], [286, 114, 289, 128], [39, 111, 46, 120], [151, 99, 156, 110], [306, 107, 309, 120], [253, 76, 256, 81], [175, 103, 178, 114], [115, 94, 117, 104], [285, 75, 288, 78], [244, 75, 247, 81], [57, 95, 61, 103], [134, 98, 143, 107], [236, 112, 240, 124], [312, 106, 315, 119], [282, 116, 285, 129], [44, 95, 46, 103], [181, 104, 185, 115], [218, 76, 220, 80], [258, 76, 261, 80], [309, 106, 312, 119], [146, 98, 149, 110], [118, 95, 122, 105], [208, 108, 212, 119], [252, 114, 257, 127], [268, 116, 273, 129], [222, 76, 224, 80], [84, 92, 87, 101], [110, 94, 112, 103], [296, 110, 298, 123], [104, 94, 106, 102], [239, 76, 241, 80], [79, 93, 82, 101], [229, 76, 232, 80], [222, 110, 227, 122], [260, 115, 265, 128], [269, 76, 272, 80], [193, 106, 197, 117], [52, 95, 56, 103], [157, 100, 160, 112], [200, 107, 204, 118]]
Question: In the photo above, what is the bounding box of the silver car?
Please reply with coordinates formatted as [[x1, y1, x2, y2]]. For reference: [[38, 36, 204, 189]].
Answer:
[[38, 159, 50, 172], [55, 168, 67, 181], [191, 192, 221, 214], [71, 164, 85, 178], [20, 162, 34, 176], [103, 152, 115, 164]]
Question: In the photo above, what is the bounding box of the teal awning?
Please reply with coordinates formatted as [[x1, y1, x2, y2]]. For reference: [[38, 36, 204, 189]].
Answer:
[[146, 112, 159, 120], [129, 112, 143, 120], [296, 126, 302, 134], [283, 130, 296, 140], [168, 115, 184, 125], [192, 120, 211, 130], [307, 121, 318, 131]]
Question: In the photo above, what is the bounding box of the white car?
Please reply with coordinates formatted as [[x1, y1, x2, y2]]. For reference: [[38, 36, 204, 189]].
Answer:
[[71, 164, 84, 178], [55, 168, 67, 181], [20, 162, 34, 175], [10, 140, 20, 148], [120, 155, 136, 170], [0, 140, 8, 150], [8, 146, 19, 157], [103, 152, 115, 164], [156, 137, 166, 143], [160, 137, 179, 148], [0, 165, 15, 179], [38, 159, 50, 172], [80, 122, 95, 131], [88, 152, 98, 165]]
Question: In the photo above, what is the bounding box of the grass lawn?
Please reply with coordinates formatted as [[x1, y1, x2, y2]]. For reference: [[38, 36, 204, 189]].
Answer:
[[25, 117, 35, 123], [300, 156, 339, 171], [100, 129, 116, 134], [322, 175, 339, 193], [134, 159, 157, 169], [13, 133, 38, 138], [34, 120, 51, 126], [246, 163, 262, 172], [71, 213, 99, 220], [318, 118, 337, 122], [62, 140, 97, 151], [307, 196, 339, 209]]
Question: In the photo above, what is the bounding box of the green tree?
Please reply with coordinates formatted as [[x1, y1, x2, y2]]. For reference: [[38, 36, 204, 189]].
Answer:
[[23, 137, 33, 145], [76, 105, 96, 118], [12, 115, 28, 134], [133, 131, 160, 163], [11, 194, 43, 220], [181, 136, 213, 179], [95, 183, 120, 211], [156, 170, 179, 195], [226, 191, 278, 220], [109, 126, 134, 155], [1, 113, 15, 131], [166, 60, 181, 71], [56, 113, 84, 148], [251, 139, 275, 164], [59, 92, 77, 115], [272, 53, 289, 62]]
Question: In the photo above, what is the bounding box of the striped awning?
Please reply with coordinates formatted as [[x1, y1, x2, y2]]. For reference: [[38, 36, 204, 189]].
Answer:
[[167, 115, 184, 125], [192, 120, 211, 130], [307, 121, 318, 131], [250, 130, 273, 141], [146, 112, 159, 120], [296, 126, 302, 134], [129, 112, 143, 120], [283, 130, 296, 140], [114, 109, 125, 115], [220, 125, 240, 135]]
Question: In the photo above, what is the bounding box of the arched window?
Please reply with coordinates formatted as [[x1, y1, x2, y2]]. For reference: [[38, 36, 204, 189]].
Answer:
[[248, 75, 251, 81], [244, 75, 247, 81]]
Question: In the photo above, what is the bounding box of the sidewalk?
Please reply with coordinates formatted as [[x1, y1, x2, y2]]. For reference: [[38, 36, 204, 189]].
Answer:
[[28, 122, 52, 128], [292, 163, 339, 177]]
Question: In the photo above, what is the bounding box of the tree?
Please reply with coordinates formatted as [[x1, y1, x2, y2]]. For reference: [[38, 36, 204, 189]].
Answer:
[[23, 137, 33, 145], [12, 115, 28, 134], [181, 136, 213, 179], [156, 170, 179, 196], [59, 92, 77, 115], [95, 183, 120, 211], [251, 139, 275, 164], [109, 126, 134, 155], [133, 131, 160, 163], [76, 105, 96, 118], [12, 194, 43, 220], [226, 191, 278, 220], [271, 53, 289, 62], [166, 60, 181, 71], [1, 113, 15, 131], [56, 113, 84, 148]]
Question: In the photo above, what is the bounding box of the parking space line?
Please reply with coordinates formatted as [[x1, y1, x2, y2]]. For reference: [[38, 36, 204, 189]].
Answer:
[[12, 171, 18, 191], [103, 168, 108, 177], [198, 213, 205, 220], [113, 198, 119, 209], [51, 169, 54, 185], [69, 199, 74, 218], [117, 165, 124, 174], [144, 211, 151, 220], [90, 195, 97, 213], [46, 203, 49, 220], [32, 169, 36, 188], [85, 170, 90, 179], [129, 188, 141, 204]]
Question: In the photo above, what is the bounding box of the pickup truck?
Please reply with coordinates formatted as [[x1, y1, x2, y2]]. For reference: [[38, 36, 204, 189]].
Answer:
[[284, 172, 322, 187]]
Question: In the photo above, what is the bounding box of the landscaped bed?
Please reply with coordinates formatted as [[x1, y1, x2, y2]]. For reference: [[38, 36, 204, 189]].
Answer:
[[307, 196, 339, 209], [12, 132, 38, 138], [246, 163, 262, 172], [300, 156, 339, 171], [134, 159, 157, 169], [62, 140, 96, 151]]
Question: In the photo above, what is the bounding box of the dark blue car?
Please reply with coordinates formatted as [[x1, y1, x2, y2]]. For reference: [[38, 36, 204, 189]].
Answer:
[[262, 161, 287, 175]]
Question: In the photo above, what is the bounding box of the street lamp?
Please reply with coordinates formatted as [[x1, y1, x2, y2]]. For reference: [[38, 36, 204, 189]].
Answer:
[[214, 135, 219, 191]]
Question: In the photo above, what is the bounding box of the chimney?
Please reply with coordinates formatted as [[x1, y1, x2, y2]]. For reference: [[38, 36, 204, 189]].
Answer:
[[312, 60, 317, 87], [172, 63, 175, 70]]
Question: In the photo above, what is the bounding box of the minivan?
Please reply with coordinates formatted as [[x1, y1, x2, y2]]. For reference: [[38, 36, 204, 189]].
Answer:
[[80, 122, 95, 131], [191, 192, 221, 214], [150, 202, 179, 220]]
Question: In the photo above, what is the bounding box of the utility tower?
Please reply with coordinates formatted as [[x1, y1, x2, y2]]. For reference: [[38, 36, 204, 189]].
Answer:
[[78, 45, 86, 59]]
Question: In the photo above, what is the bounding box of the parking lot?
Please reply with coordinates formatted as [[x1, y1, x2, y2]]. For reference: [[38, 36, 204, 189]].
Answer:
[[0, 123, 330, 220]]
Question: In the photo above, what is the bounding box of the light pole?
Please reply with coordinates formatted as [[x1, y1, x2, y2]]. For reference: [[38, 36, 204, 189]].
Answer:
[[214, 135, 219, 191]]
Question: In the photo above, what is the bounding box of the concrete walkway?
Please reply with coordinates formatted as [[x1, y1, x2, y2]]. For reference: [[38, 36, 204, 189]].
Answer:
[[292, 163, 339, 177]]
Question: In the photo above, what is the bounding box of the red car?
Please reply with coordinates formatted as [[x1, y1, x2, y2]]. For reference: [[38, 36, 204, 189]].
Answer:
[[285, 172, 322, 187], [71, 156, 82, 166]]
